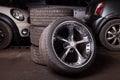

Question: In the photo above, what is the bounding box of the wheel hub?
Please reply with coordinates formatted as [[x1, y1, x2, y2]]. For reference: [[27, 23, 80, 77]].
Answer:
[[69, 41, 76, 48], [63, 41, 76, 49]]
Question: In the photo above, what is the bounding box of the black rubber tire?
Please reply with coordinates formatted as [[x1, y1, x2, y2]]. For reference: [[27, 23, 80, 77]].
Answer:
[[0, 20, 12, 49], [29, 25, 45, 46], [99, 19, 120, 51], [31, 45, 46, 65], [39, 17, 96, 74], [30, 6, 73, 26]]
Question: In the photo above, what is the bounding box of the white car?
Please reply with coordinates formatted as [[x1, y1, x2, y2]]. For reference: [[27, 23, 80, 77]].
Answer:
[[0, 6, 30, 49]]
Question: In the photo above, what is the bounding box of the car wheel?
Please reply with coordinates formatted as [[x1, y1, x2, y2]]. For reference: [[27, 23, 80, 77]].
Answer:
[[31, 45, 46, 65], [99, 19, 120, 51], [30, 26, 45, 46], [0, 21, 12, 49], [39, 17, 96, 74], [30, 6, 73, 26]]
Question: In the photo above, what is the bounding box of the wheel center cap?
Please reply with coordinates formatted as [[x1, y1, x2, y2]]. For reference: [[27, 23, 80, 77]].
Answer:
[[69, 41, 76, 47]]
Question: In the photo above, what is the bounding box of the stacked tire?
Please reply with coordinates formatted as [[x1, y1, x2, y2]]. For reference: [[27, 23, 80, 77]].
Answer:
[[29, 6, 73, 65], [29, 6, 96, 74]]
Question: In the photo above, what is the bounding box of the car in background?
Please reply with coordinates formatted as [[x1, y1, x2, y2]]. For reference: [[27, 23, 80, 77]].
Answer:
[[0, 6, 30, 49], [85, 0, 120, 51]]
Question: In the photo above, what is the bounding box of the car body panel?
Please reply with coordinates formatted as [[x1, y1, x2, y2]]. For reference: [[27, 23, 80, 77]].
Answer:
[[85, 0, 120, 36], [0, 6, 30, 37]]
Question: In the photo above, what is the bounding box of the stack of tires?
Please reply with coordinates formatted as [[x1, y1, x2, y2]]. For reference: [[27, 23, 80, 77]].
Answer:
[[30, 6, 73, 65], [29, 6, 96, 75]]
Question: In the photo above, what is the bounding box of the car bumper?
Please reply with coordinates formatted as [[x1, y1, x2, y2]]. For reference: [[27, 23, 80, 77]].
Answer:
[[15, 22, 30, 37]]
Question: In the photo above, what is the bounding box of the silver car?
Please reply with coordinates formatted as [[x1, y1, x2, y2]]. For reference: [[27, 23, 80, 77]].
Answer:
[[0, 6, 30, 49]]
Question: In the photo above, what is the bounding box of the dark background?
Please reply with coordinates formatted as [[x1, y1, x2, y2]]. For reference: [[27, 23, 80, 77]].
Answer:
[[0, 0, 91, 8]]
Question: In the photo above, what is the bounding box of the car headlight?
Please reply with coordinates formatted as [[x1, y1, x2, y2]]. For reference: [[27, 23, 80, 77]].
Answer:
[[11, 9, 24, 21]]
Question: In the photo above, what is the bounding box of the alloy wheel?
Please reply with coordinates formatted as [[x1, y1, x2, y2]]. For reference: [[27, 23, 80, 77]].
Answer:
[[51, 21, 94, 68], [106, 24, 120, 48]]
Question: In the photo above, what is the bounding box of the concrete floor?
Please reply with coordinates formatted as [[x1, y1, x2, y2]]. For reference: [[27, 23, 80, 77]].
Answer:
[[0, 46, 120, 80]]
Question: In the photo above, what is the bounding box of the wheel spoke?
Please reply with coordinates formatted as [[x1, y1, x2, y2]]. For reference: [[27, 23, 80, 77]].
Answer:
[[108, 31, 114, 35], [74, 47, 84, 62], [0, 36, 2, 41], [107, 36, 116, 41], [1, 34, 4, 37], [61, 48, 71, 61], [112, 26, 117, 34], [0, 30, 2, 33], [0, 30, 5, 39], [0, 33, 5, 42], [68, 24, 74, 41], [117, 25, 120, 34], [118, 38, 120, 45], [76, 36, 89, 44], [112, 38, 117, 45], [55, 36, 69, 43], [76, 26, 86, 36], [0, 30, 3, 36]]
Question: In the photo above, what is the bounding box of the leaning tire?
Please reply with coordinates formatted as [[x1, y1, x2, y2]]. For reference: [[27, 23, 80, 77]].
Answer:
[[30, 6, 73, 26], [99, 19, 120, 51], [31, 45, 46, 65], [39, 17, 96, 74], [29, 26, 45, 46], [0, 21, 12, 49]]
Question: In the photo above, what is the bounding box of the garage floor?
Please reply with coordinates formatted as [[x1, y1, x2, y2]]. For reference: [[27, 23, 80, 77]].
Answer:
[[0, 46, 120, 80]]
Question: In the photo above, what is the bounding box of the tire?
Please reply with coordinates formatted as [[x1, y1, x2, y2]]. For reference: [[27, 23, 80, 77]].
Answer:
[[29, 25, 45, 46], [39, 17, 96, 74], [0, 20, 12, 49], [31, 45, 46, 65], [99, 19, 120, 51], [30, 6, 73, 26]]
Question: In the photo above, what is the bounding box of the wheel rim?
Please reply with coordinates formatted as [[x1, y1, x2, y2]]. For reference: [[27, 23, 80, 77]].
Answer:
[[0, 29, 5, 44], [106, 24, 120, 48], [52, 21, 94, 68]]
